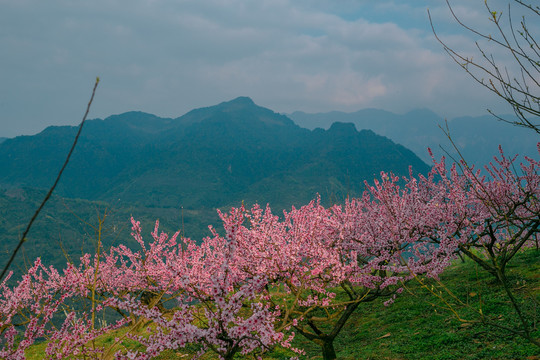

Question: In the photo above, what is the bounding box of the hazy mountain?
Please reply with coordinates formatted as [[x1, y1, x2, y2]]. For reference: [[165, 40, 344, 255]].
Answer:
[[288, 109, 539, 166]]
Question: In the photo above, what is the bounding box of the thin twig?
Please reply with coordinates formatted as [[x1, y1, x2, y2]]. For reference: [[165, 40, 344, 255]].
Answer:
[[0, 77, 100, 282]]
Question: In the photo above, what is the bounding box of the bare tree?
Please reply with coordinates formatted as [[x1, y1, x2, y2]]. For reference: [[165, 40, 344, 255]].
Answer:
[[429, 0, 540, 134]]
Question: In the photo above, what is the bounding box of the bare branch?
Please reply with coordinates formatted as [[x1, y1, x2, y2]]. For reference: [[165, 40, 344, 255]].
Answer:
[[0, 77, 100, 282], [428, 1, 540, 134]]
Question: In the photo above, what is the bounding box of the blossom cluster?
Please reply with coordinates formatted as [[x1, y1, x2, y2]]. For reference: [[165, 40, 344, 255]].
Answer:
[[0, 146, 538, 359]]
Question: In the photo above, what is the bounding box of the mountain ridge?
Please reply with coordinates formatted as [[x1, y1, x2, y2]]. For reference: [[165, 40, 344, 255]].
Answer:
[[288, 108, 539, 165], [0, 97, 430, 211]]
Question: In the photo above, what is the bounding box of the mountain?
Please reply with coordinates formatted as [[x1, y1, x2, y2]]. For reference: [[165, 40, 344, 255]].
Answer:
[[0, 137, 6, 144], [288, 109, 539, 166], [0, 97, 429, 211], [0, 98, 430, 272]]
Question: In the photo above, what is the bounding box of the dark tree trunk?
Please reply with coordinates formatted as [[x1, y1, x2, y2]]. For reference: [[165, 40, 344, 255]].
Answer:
[[321, 338, 337, 360]]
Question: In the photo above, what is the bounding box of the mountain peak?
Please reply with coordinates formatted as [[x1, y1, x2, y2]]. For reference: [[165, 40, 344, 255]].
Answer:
[[222, 96, 255, 107], [404, 108, 441, 120], [177, 96, 298, 130], [328, 122, 357, 134], [232, 96, 254, 104]]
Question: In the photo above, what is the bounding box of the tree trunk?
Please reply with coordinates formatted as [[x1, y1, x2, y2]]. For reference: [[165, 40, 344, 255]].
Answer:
[[321, 338, 337, 360]]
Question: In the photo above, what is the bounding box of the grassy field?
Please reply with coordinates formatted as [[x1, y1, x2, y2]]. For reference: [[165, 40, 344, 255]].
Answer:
[[25, 249, 540, 359]]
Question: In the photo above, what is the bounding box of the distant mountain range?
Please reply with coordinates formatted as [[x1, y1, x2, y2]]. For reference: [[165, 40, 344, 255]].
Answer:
[[0, 97, 429, 209], [1, 97, 431, 272], [288, 109, 539, 166]]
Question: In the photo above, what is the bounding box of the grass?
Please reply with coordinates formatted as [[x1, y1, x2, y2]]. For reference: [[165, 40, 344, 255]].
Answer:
[[270, 248, 540, 360], [24, 249, 540, 359]]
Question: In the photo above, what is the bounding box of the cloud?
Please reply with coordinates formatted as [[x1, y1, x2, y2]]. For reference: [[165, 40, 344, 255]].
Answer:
[[0, 0, 522, 137]]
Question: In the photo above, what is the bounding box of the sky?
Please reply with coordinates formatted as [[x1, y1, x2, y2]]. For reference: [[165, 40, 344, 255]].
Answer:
[[0, 0, 532, 138]]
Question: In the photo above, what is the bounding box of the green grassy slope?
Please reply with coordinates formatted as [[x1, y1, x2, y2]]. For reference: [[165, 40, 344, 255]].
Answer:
[[269, 249, 540, 360]]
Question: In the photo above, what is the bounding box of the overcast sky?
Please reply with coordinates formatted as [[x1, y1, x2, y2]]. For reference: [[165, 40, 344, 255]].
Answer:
[[0, 0, 530, 137]]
